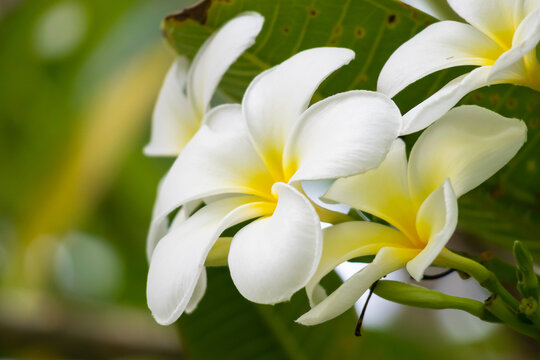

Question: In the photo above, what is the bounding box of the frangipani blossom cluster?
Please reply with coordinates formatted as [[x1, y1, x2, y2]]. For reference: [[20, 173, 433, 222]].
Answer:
[[143, 1, 538, 332]]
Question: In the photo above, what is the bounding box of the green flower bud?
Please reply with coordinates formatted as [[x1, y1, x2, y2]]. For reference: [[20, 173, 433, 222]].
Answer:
[[513, 241, 539, 299]]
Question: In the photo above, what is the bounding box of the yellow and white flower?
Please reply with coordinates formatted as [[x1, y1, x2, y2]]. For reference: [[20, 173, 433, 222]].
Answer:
[[146, 48, 402, 325], [144, 12, 264, 156], [297, 105, 526, 325], [378, 0, 540, 135]]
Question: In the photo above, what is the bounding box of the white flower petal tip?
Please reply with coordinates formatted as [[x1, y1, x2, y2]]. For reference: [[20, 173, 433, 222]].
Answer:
[[377, 21, 499, 98], [187, 12, 264, 117], [297, 247, 418, 325], [228, 183, 322, 304], [242, 47, 355, 158], [406, 179, 458, 282], [408, 105, 527, 200], [400, 66, 491, 135], [145, 56, 196, 157], [287, 90, 401, 182], [400, 0, 461, 20], [145, 13, 264, 158], [147, 198, 271, 325]]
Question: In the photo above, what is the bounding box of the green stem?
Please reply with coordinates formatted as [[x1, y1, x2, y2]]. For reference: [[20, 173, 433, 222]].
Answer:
[[486, 296, 540, 339], [436, 250, 520, 312], [374, 280, 497, 322]]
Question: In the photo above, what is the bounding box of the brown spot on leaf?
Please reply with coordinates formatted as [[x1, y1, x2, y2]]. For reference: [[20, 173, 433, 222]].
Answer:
[[354, 26, 365, 38], [490, 94, 500, 104], [411, 10, 418, 19], [165, 0, 212, 25], [473, 93, 483, 102], [387, 14, 396, 24], [530, 117, 539, 128], [283, 26, 290, 33], [490, 185, 504, 199], [507, 98, 517, 109], [308, 7, 318, 17]]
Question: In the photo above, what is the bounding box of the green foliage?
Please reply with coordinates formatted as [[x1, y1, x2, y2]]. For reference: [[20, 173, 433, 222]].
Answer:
[[162, 0, 540, 257], [177, 267, 461, 360]]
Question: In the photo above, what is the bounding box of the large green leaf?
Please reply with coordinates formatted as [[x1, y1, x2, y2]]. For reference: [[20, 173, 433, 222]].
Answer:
[[162, 0, 540, 256], [177, 267, 460, 360]]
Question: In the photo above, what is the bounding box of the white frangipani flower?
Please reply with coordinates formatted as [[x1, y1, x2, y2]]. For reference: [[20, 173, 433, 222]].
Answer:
[[144, 12, 264, 156], [379, 0, 540, 135], [146, 47, 402, 325], [297, 105, 526, 326]]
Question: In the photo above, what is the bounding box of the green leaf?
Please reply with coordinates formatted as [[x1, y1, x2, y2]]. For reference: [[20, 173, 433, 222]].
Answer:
[[162, 0, 540, 257], [176, 267, 461, 360]]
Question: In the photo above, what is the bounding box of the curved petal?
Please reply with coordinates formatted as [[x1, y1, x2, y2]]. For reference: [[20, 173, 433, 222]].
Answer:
[[144, 57, 199, 156], [488, 7, 540, 87], [148, 104, 274, 251], [296, 247, 419, 326], [242, 47, 355, 175], [324, 140, 418, 242], [185, 267, 207, 314], [146, 200, 202, 260], [187, 12, 264, 117], [407, 180, 457, 281], [377, 21, 501, 97], [400, 0, 461, 20], [305, 221, 412, 307], [447, 0, 517, 48], [147, 196, 274, 325], [228, 182, 322, 304], [408, 105, 527, 202], [401, 66, 492, 135], [285, 91, 401, 182]]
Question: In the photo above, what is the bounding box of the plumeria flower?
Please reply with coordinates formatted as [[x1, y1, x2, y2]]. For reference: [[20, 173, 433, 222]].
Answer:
[[378, 0, 540, 135], [144, 12, 264, 156], [297, 105, 526, 325], [146, 47, 402, 325]]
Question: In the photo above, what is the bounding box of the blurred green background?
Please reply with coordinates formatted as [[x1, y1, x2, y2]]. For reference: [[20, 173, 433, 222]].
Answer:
[[0, 0, 538, 359]]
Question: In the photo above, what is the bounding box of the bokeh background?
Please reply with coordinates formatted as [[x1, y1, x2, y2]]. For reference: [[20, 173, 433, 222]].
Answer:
[[0, 0, 538, 359]]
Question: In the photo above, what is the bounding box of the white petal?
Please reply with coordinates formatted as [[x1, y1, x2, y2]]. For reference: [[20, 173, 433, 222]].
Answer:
[[406, 180, 457, 281], [243, 47, 355, 173], [400, 0, 461, 20], [147, 196, 273, 325], [228, 182, 322, 304], [324, 140, 419, 242], [408, 105, 527, 202], [488, 7, 540, 86], [377, 21, 501, 97], [524, 0, 540, 14], [305, 222, 411, 307], [144, 57, 199, 156], [285, 91, 401, 182], [297, 247, 419, 326], [187, 12, 264, 117], [400, 66, 492, 135], [447, 0, 517, 48], [185, 268, 207, 314], [146, 200, 202, 260], [147, 104, 274, 252]]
